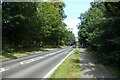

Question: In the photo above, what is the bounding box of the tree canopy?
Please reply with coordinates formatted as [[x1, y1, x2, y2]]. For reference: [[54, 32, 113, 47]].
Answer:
[[78, 2, 120, 66], [2, 2, 75, 52]]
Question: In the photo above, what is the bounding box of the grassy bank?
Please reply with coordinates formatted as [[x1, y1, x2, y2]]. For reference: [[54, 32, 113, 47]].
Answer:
[[50, 48, 80, 78], [0, 47, 54, 59]]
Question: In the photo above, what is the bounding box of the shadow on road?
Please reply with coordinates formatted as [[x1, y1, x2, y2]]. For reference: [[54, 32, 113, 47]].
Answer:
[[79, 48, 116, 78]]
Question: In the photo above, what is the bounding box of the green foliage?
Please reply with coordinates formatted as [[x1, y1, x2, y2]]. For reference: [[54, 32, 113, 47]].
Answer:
[[78, 2, 120, 66], [2, 2, 75, 52]]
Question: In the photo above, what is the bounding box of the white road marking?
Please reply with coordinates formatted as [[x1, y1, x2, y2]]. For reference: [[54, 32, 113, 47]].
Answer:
[[19, 49, 67, 65], [19, 57, 44, 65], [0, 68, 10, 73], [43, 49, 75, 78]]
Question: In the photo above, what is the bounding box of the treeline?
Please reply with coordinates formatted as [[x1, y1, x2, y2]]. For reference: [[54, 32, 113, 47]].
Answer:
[[2, 2, 75, 52], [78, 2, 120, 66]]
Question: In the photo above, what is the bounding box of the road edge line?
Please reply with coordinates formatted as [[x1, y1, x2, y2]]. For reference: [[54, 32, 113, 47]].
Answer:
[[43, 48, 75, 78]]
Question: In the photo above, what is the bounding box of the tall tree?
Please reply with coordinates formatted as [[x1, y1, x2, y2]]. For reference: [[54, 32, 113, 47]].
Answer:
[[78, 2, 120, 65], [2, 2, 75, 52]]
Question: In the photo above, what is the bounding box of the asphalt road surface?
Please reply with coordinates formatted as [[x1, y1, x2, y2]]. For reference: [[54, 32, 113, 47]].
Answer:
[[1, 46, 74, 78]]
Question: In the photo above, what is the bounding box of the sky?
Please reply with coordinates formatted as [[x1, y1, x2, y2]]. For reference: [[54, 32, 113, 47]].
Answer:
[[63, 0, 92, 37]]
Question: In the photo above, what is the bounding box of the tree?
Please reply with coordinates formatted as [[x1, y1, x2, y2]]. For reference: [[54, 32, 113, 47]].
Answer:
[[2, 2, 37, 51], [78, 2, 120, 65], [2, 2, 75, 52]]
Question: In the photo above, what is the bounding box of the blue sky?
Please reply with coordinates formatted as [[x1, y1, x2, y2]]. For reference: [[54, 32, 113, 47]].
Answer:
[[63, 1, 92, 37]]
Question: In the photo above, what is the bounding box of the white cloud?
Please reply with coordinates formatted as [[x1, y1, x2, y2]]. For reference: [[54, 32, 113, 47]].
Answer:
[[63, 19, 80, 37]]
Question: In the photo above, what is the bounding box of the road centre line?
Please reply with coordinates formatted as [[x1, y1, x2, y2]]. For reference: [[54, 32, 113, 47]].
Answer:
[[19, 48, 70, 65]]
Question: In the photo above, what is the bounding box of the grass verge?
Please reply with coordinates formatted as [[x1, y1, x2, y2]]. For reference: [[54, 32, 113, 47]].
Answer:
[[0, 47, 54, 59], [50, 48, 80, 78]]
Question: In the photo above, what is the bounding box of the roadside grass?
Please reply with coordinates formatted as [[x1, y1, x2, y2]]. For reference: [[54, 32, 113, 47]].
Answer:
[[40, 48, 54, 51], [50, 48, 80, 78], [60, 45, 67, 48], [0, 52, 34, 59], [0, 47, 54, 59]]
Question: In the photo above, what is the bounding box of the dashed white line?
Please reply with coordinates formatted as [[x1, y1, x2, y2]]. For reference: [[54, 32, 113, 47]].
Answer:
[[19, 56, 47, 65], [0, 68, 10, 73], [19, 51, 59, 65], [19, 48, 70, 65]]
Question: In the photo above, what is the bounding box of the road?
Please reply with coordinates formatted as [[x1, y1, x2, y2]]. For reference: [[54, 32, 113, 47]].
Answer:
[[1, 46, 74, 78]]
